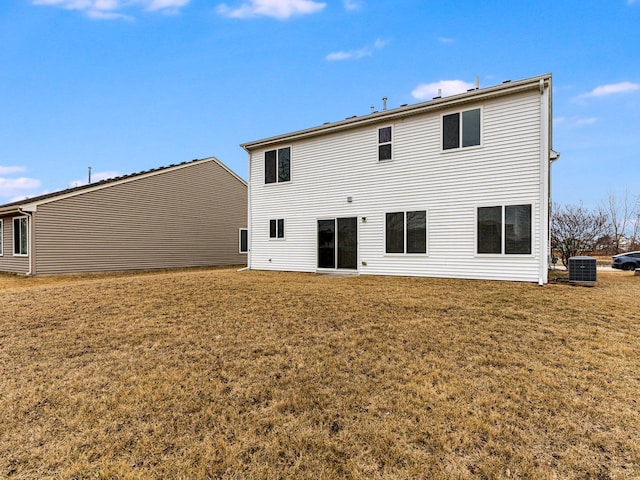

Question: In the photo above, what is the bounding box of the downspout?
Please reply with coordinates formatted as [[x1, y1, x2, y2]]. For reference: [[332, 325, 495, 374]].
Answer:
[[539, 78, 551, 286], [18, 208, 34, 276], [243, 145, 252, 271]]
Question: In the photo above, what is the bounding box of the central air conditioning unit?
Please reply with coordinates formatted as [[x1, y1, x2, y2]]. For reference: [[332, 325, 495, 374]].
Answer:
[[568, 256, 597, 284]]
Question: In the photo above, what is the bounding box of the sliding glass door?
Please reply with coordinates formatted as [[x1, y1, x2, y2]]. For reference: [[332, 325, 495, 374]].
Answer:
[[317, 217, 357, 270]]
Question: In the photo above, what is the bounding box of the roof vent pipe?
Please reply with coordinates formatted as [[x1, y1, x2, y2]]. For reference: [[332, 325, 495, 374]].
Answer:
[[370, 104, 375, 113], [475, 76, 479, 89], [382, 97, 388, 111], [88, 166, 92, 184]]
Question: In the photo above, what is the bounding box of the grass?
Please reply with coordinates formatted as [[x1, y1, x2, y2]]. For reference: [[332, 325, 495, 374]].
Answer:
[[1, 268, 639, 479]]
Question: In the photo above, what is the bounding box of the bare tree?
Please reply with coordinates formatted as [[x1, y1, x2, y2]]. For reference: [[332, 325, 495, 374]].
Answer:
[[601, 190, 639, 253], [551, 203, 608, 268]]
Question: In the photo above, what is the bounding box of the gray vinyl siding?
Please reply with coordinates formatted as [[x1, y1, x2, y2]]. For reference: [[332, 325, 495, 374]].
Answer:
[[0, 217, 30, 274], [26, 159, 246, 275], [249, 86, 550, 282]]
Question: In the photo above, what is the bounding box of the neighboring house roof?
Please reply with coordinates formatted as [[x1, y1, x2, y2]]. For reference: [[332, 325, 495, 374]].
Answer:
[[242, 73, 552, 151], [0, 157, 246, 215]]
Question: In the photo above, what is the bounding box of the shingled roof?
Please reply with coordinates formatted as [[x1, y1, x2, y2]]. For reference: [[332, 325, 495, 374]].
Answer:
[[0, 157, 242, 213]]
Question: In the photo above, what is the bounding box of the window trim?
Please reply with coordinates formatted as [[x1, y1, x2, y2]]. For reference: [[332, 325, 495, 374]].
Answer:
[[269, 218, 285, 240], [441, 107, 483, 152], [264, 146, 292, 185], [239, 228, 248, 253], [475, 204, 533, 256], [13, 216, 29, 257], [0, 219, 3, 256], [377, 125, 393, 162], [384, 210, 428, 255]]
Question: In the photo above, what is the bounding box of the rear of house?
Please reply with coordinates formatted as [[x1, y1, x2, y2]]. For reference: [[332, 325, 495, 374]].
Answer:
[[0, 157, 247, 275], [242, 74, 555, 284]]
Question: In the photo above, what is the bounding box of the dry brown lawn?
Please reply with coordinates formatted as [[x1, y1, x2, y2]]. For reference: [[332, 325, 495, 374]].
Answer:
[[1, 268, 639, 479]]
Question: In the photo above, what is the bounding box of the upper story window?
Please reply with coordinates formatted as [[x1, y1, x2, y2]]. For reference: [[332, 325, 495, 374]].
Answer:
[[477, 204, 531, 255], [443, 108, 481, 150], [378, 126, 392, 161], [13, 216, 28, 256], [269, 219, 285, 239], [265, 147, 291, 184], [385, 210, 427, 254]]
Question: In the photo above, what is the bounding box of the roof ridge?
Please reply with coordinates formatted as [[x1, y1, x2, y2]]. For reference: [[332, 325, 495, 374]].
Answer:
[[0, 157, 208, 210]]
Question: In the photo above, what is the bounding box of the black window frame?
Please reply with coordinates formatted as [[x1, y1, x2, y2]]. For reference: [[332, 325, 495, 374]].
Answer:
[[477, 204, 532, 255], [264, 147, 291, 184], [385, 210, 427, 254], [443, 107, 481, 151], [269, 218, 285, 239], [378, 126, 392, 161]]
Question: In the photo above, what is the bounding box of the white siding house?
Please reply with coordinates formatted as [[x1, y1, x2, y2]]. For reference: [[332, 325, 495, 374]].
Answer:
[[242, 74, 555, 284]]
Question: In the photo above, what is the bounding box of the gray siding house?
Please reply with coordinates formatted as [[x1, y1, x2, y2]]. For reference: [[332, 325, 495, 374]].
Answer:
[[243, 74, 556, 284], [0, 157, 247, 275]]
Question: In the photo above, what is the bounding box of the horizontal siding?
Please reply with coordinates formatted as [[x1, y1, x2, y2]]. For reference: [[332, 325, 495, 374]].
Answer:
[[0, 217, 30, 274], [32, 159, 247, 275], [250, 90, 547, 282]]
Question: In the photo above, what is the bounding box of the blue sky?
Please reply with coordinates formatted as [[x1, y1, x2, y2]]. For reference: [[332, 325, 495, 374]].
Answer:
[[1, 0, 639, 209]]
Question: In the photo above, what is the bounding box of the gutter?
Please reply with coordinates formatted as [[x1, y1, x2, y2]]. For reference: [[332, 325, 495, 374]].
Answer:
[[241, 74, 552, 151]]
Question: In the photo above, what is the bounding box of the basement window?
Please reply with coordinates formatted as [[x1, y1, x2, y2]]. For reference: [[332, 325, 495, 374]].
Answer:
[[265, 147, 291, 184], [443, 108, 481, 150]]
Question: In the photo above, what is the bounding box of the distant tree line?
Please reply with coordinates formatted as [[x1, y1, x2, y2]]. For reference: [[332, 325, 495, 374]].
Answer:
[[551, 190, 640, 267]]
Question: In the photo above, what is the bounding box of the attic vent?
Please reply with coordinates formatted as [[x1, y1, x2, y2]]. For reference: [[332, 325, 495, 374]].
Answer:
[[568, 256, 597, 284]]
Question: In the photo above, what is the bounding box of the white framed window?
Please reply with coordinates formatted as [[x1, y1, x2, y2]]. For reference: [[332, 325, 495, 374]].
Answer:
[[0, 219, 3, 256], [477, 204, 532, 255], [442, 107, 481, 150], [239, 228, 248, 253], [269, 219, 285, 239], [385, 210, 427, 254], [378, 126, 393, 161], [265, 147, 291, 184], [13, 216, 28, 256]]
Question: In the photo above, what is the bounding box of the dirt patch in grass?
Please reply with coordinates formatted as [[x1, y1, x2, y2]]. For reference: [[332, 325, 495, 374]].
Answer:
[[1, 269, 639, 479]]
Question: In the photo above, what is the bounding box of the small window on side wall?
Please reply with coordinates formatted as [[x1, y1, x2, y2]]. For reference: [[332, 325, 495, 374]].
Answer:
[[265, 147, 291, 184], [0, 219, 3, 256], [13, 216, 28, 256], [378, 126, 392, 161], [239, 228, 248, 253], [443, 108, 481, 150], [269, 219, 285, 239]]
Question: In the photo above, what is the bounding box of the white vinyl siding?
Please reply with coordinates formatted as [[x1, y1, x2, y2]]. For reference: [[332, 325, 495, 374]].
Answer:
[[248, 85, 549, 283]]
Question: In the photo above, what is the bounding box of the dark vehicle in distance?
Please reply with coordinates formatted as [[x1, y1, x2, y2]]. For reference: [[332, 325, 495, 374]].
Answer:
[[611, 251, 640, 271]]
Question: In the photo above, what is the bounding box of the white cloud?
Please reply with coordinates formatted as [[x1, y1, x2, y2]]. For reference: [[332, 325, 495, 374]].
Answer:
[[325, 38, 388, 61], [343, 0, 362, 10], [437, 36, 454, 44], [411, 80, 475, 100], [0, 176, 42, 201], [554, 116, 597, 127], [578, 81, 640, 99], [216, 0, 326, 19], [31, 0, 189, 19], [69, 170, 120, 187], [0, 166, 27, 175]]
